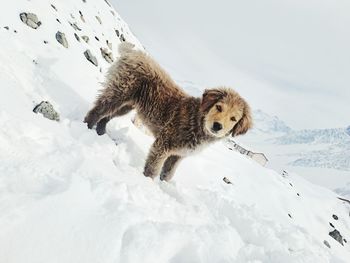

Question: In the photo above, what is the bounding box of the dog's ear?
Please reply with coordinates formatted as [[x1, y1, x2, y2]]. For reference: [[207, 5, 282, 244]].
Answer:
[[231, 106, 253, 137], [201, 89, 224, 112]]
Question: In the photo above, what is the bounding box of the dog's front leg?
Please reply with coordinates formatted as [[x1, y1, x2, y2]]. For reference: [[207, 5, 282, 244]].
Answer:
[[144, 139, 169, 179], [160, 155, 182, 181]]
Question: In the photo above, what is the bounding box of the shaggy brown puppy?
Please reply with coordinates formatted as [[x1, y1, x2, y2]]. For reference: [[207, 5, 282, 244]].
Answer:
[[84, 43, 252, 181]]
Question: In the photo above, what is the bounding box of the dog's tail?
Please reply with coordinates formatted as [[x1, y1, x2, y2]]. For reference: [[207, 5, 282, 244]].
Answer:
[[118, 42, 135, 55]]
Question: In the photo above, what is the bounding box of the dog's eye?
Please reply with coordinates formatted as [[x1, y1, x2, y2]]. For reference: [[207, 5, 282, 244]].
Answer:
[[231, 117, 237, 122], [216, 105, 222, 112]]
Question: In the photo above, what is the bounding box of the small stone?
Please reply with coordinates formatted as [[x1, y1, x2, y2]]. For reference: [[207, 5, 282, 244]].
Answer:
[[95, 36, 100, 41], [223, 177, 232, 184], [297, 193, 300, 196], [69, 22, 81, 31], [104, 0, 111, 7], [51, 4, 57, 11], [110, 10, 115, 16], [106, 40, 112, 50], [80, 14, 85, 23], [332, 214, 338, 220], [44, 40, 48, 44], [14, 30, 17, 33], [329, 222, 334, 228], [56, 18, 61, 23], [70, 13, 75, 19], [115, 29, 119, 37], [323, 240, 331, 248], [95, 16, 102, 24], [20, 12, 41, 29], [81, 35, 89, 43], [100, 47, 114, 63], [288, 213, 292, 218], [33, 101, 60, 121], [56, 31, 68, 48], [329, 229, 344, 246], [84, 50, 98, 66], [119, 34, 125, 42], [74, 33, 80, 41], [4, 26, 9, 30]]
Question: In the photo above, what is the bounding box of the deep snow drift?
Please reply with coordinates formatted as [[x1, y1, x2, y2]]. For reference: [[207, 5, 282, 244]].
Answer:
[[0, 0, 349, 262]]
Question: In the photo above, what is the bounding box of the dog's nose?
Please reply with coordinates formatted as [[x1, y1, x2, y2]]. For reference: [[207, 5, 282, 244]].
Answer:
[[212, 122, 222, 132]]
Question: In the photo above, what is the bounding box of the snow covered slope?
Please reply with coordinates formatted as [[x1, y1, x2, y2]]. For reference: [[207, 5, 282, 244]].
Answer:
[[0, 1, 350, 262]]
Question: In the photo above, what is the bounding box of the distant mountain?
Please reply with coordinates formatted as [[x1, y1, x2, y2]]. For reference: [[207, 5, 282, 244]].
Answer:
[[272, 127, 350, 145], [251, 109, 291, 134]]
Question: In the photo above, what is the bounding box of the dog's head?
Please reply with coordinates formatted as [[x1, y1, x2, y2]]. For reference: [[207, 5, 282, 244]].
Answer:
[[201, 87, 252, 138]]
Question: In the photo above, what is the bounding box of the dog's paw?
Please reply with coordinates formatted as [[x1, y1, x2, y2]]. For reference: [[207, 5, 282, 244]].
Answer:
[[83, 112, 98, 129]]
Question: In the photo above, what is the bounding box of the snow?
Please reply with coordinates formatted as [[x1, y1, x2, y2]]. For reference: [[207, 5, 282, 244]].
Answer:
[[0, 0, 350, 262]]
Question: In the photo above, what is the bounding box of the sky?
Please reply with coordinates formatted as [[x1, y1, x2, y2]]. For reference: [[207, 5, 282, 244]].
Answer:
[[113, 0, 349, 129]]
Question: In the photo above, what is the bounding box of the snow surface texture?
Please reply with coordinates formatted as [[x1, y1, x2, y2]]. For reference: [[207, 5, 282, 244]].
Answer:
[[0, 0, 350, 262]]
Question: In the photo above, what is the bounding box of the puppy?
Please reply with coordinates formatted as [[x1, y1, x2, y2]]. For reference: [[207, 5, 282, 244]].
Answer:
[[84, 43, 252, 181]]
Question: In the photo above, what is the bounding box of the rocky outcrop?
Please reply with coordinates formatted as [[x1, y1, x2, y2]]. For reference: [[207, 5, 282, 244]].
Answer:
[[20, 12, 41, 29], [84, 50, 98, 66], [329, 229, 344, 246], [33, 101, 60, 121], [100, 48, 113, 63], [56, 31, 68, 48]]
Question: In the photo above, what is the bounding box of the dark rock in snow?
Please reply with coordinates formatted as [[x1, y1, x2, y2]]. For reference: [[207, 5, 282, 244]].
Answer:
[[95, 16, 102, 24], [84, 50, 98, 66], [223, 177, 232, 184], [81, 35, 89, 43], [33, 101, 60, 121], [115, 29, 120, 37], [119, 34, 125, 42], [100, 47, 113, 63], [56, 31, 68, 48], [20, 12, 42, 29], [69, 22, 82, 31], [4, 26, 9, 30], [332, 214, 338, 220], [56, 18, 61, 24], [329, 222, 334, 228], [51, 4, 57, 11], [323, 240, 331, 248], [106, 40, 112, 50], [74, 33, 80, 42], [329, 229, 344, 246], [95, 36, 100, 41], [43, 40, 48, 44]]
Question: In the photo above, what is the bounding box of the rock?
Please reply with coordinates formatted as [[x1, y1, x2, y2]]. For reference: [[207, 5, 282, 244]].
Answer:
[[56, 18, 61, 24], [119, 34, 126, 42], [74, 33, 80, 42], [100, 48, 113, 63], [84, 50, 98, 66], [110, 10, 115, 16], [106, 40, 112, 50], [69, 22, 81, 31], [4, 26, 9, 30], [20, 12, 42, 29], [33, 101, 60, 121], [51, 4, 57, 11], [329, 222, 334, 228], [95, 36, 100, 41], [329, 229, 344, 245], [81, 35, 89, 43], [44, 40, 48, 44], [323, 240, 331, 248], [95, 16, 102, 24], [79, 11, 85, 23], [104, 0, 111, 7], [56, 31, 68, 48], [332, 214, 338, 220], [115, 29, 120, 37], [223, 177, 232, 184]]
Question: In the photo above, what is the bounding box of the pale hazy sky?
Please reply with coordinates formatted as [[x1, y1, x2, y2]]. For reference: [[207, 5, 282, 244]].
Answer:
[[113, 0, 349, 129]]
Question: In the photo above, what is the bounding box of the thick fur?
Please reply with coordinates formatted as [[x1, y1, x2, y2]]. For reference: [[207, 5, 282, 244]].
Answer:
[[84, 43, 252, 181]]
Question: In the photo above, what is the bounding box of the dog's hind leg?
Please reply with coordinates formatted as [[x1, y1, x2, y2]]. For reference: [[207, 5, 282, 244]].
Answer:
[[95, 104, 134, 135], [144, 139, 170, 179], [160, 155, 182, 181], [84, 90, 126, 129]]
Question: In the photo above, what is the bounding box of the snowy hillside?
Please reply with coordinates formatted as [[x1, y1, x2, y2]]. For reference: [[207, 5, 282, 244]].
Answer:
[[0, 0, 350, 262]]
